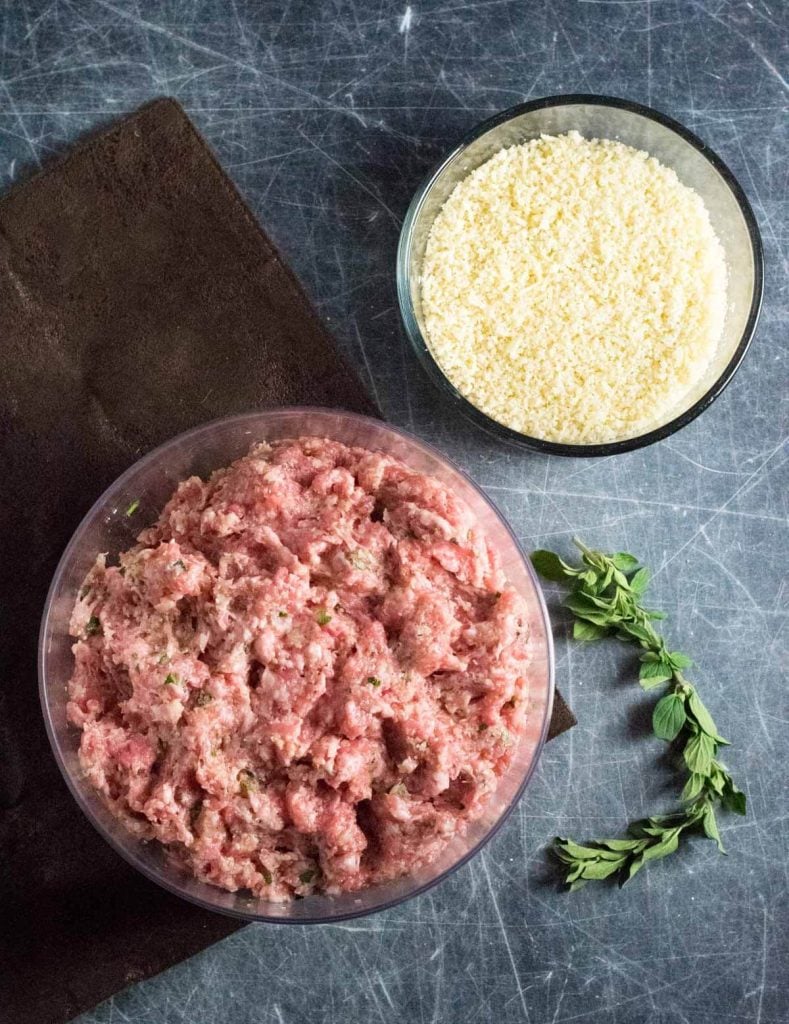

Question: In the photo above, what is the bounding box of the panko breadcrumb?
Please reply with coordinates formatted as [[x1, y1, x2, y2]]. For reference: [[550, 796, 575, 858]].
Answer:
[[420, 131, 727, 444]]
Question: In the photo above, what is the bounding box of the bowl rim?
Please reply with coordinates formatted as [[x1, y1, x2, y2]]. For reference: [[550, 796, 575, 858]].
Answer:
[[396, 92, 765, 457], [38, 407, 555, 924]]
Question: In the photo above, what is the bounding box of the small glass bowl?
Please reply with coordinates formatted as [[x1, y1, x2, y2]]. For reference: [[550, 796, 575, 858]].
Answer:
[[397, 94, 764, 456], [39, 409, 554, 923]]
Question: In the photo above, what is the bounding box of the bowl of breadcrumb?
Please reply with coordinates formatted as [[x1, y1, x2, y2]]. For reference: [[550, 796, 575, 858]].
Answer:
[[397, 94, 763, 456]]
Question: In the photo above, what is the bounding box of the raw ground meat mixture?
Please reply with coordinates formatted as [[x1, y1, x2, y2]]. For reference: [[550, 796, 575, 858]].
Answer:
[[67, 437, 535, 900]]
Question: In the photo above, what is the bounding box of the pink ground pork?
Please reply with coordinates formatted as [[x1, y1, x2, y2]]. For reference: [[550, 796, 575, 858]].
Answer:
[[67, 437, 535, 900]]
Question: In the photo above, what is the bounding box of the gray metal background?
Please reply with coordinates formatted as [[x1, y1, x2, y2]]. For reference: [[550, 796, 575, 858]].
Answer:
[[1, 2, 786, 1021]]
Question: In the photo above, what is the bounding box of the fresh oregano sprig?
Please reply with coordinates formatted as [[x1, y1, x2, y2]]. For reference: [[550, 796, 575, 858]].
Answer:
[[532, 537, 746, 890]]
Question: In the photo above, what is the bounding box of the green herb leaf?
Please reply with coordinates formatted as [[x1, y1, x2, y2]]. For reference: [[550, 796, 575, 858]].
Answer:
[[555, 838, 606, 861], [628, 820, 668, 839], [261, 867, 273, 885], [163, 673, 178, 686], [628, 567, 650, 595], [578, 859, 622, 881], [617, 621, 655, 644], [708, 767, 726, 795], [573, 620, 607, 642], [531, 549, 579, 582], [681, 772, 707, 802], [638, 675, 671, 693], [124, 499, 140, 517], [597, 838, 644, 852], [721, 777, 747, 816], [626, 852, 647, 882], [85, 615, 102, 637], [577, 569, 600, 591], [566, 591, 614, 612], [684, 730, 715, 776], [653, 693, 687, 741], [299, 869, 316, 885], [611, 552, 640, 573], [563, 596, 614, 626], [639, 660, 673, 686], [195, 690, 213, 707], [534, 538, 745, 891], [687, 690, 722, 741], [702, 804, 725, 852], [366, 676, 382, 688], [278, 610, 288, 618], [642, 828, 680, 862], [316, 609, 332, 626]]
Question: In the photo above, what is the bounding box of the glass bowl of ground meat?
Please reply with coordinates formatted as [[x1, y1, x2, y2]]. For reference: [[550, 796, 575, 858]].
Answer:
[[397, 94, 763, 455], [40, 408, 554, 922]]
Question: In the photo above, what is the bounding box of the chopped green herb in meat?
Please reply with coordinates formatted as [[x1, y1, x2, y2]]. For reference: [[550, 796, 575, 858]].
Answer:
[[85, 615, 102, 637]]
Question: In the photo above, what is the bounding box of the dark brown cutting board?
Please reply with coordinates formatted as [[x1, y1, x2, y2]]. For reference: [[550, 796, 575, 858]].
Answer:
[[0, 98, 574, 1024]]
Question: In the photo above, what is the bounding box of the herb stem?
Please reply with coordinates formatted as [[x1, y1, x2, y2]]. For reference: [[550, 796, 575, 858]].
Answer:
[[533, 539, 746, 889]]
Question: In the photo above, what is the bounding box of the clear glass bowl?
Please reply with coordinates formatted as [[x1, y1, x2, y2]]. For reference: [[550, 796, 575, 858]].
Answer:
[[39, 409, 554, 923], [397, 94, 764, 456]]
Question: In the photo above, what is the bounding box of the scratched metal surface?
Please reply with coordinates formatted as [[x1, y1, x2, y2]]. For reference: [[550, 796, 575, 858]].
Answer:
[[2, 1, 787, 1022]]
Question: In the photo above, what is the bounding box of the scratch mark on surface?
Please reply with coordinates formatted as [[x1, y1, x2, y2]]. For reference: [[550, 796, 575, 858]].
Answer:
[[755, 897, 769, 1023], [399, 4, 414, 62], [377, 972, 395, 1010], [653, 440, 788, 579], [296, 128, 401, 226], [351, 320, 383, 410], [4, 4, 785, 1022], [0, 78, 41, 167], [691, 0, 789, 91], [480, 854, 531, 1023], [696, 541, 762, 611]]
